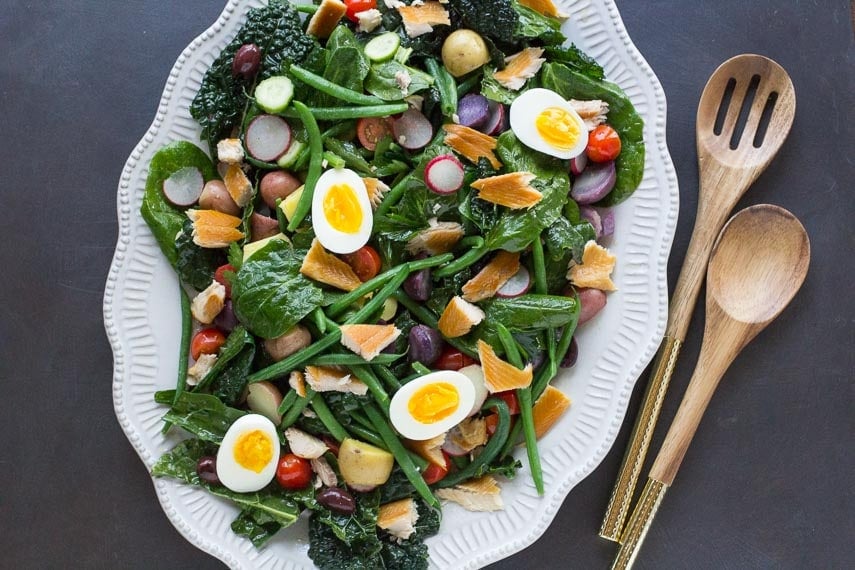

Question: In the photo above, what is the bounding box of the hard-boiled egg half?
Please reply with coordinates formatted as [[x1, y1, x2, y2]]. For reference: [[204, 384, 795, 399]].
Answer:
[[510, 88, 588, 159], [389, 371, 476, 441], [216, 414, 280, 492], [311, 168, 372, 254]]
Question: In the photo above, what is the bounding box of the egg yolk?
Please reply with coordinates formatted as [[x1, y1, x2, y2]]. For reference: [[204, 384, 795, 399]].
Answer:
[[233, 429, 273, 473], [535, 107, 582, 151], [408, 382, 460, 424], [323, 183, 363, 233]]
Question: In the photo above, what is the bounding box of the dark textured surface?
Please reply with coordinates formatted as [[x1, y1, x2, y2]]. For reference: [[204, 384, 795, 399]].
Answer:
[[1, 1, 852, 568]]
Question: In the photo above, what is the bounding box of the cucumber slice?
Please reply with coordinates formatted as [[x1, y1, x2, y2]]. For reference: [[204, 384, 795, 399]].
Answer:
[[255, 76, 294, 114], [364, 32, 401, 63], [276, 138, 306, 169]]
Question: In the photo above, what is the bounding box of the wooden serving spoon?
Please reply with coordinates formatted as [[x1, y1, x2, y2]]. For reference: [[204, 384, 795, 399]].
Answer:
[[601, 54, 797, 541], [612, 204, 810, 569]]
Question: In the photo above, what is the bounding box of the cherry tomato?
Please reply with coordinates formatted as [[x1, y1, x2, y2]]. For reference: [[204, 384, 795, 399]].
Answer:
[[356, 116, 393, 151], [341, 245, 382, 282], [422, 452, 450, 485], [190, 327, 227, 360], [344, 0, 377, 23], [494, 391, 520, 415], [214, 264, 236, 298], [435, 346, 476, 371], [484, 413, 499, 437], [276, 453, 313, 490], [586, 124, 622, 163]]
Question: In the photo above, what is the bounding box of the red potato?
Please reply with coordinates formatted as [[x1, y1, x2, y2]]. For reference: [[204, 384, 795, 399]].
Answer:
[[250, 212, 280, 242], [260, 170, 302, 209], [199, 180, 241, 216], [577, 287, 607, 324]]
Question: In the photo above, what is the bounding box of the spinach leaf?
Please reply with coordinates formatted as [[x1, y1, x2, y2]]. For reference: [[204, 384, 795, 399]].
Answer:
[[318, 27, 370, 106], [541, 62, 645, 205], [231, 240, 324, 339], [484, 132, 569, 252], [152, 439, 301, 535], [175, 219, 225, 290], [154, 390, 245, 443], [512, 1, 563, 45], [365, 61, 434, 101], [544, 217, 596, 263], [481, 67, 531, 105], [141, 142, 219, 267], [189, 0, 318, 148], [544, 44, 604, 81], [198, 326, 256, 406], [448, 0, 519, 44], [482, 294, 580, 331]]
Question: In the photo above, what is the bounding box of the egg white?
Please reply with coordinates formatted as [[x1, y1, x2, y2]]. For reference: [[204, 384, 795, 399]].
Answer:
[[311, 168, 373, 254], [389, 371, 477, 441], [509, 88, 588, 159], [216, 414, 281, 493]]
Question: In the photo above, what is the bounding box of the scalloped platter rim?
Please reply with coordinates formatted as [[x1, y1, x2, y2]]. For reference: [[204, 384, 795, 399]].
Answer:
[[104, 1, 679, 568]]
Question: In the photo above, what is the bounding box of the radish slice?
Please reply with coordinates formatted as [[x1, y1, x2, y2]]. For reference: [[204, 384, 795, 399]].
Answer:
[[245, 115, 291, 162], [162, 166, 204, 207], [481, 100, 507, 135], [441, 439, 469, 457], [579, 205, 603, 239], [424, 154, 464, 195], [570, 160, 616, 204], [570, 153, 587, 176], [392, 108, 433, 150], [456, 93, 490, 129], [599, 208, 615, 237], [496, 266, 531, 298]]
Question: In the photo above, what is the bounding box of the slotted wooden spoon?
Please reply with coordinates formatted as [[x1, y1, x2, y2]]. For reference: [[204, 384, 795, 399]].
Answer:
[[613, 204, 810, 569], [600, 54, 797, 541]]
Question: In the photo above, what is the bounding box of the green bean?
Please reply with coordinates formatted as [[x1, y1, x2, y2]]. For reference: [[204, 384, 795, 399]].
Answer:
[[411, 362, 431, 376], [274, 197, 288, 234], [460, 235, 483, 248], [346, 423, 388, 450], [308, 353, 404, 366], [307, 103, 409, 121], [248, 329, 341, 383], [531, 237, 548, 295], [286, 101, 322, 231], [281, 388, 316, 429], [277, 389, 299, 416], [495, 323, 522, 366], [500, 421, 523, 459], [375, 365, 402, 391], [433, 241, 489, 279], [345, 269, 410, 324], [326, 265, 405, 318], [456, 73, 482, 99], [375, 172, 416, 218], [425, 58, 457, 117], [172, 287, 192, 406], [322, 151, 345, 169], [290, 65, 387, 106], [293, 4, 318, 14], [408, 253, 454, 272], [311, 394, 348, 442], [437, 399, 511, 488], [364, 403, 439, 508], [533, 315, 577, 400], [310, 307, 327, 335], [350, 365, 391, 413], [324, 137, 373, 175]]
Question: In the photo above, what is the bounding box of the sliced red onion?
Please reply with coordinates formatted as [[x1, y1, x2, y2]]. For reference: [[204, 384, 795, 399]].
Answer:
[[570, 160, 616, 205], [245, 115, 291, 162], [599, 208, 615, 237], [579, 206, 603, 239], [570, 153, 588, 176], [560, 337, 579, 368]]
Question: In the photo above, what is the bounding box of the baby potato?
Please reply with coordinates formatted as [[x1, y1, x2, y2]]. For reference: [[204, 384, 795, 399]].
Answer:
[[441, 29, 491, 77]]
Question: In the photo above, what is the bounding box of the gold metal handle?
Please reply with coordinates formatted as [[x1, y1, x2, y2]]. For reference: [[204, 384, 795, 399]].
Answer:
[[611, 478, 669, 570], [599, 335, 682, 541]]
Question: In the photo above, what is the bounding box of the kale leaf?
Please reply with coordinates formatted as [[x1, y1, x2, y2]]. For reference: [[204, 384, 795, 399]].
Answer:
[[197, 325, 256, 406], [175, 218, 226, 290], [141, 142, 219, 267], [541, 62, 645, 205], [231, 509, 282, 548], [154, 390, 245, 443], [190, 0, 318, 148], [448, 0, 519, 44], [378, 467, 418, 503], [308, 490, 384, 569], [231, 240, 324, 339]]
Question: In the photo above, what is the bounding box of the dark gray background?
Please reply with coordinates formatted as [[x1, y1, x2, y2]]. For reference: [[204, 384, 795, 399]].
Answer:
[[1, 1, 852, 568]]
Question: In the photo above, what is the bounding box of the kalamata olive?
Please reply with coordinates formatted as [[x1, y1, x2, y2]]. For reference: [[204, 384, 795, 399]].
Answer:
[[403, 268, 432, 301], [560, 337, 579, 368], [232, 43, 261, 79], [408, 324, 443, 366], [196, 455, 220, 484], [260, 170, 302, 209], [316, 487, 356, 515], [214, 300, 239, 332], [199, 180, 241, 216], [250, 212, 280, 242]]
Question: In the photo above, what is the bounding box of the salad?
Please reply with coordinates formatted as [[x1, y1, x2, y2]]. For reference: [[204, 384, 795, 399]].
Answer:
[[142, 0, 644, 567]]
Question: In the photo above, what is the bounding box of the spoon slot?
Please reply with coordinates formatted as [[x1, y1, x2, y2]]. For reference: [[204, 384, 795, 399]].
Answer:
[[713, 78, 737, 136], [728, 74, 761, 150], [752, 92, 779, 148]]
